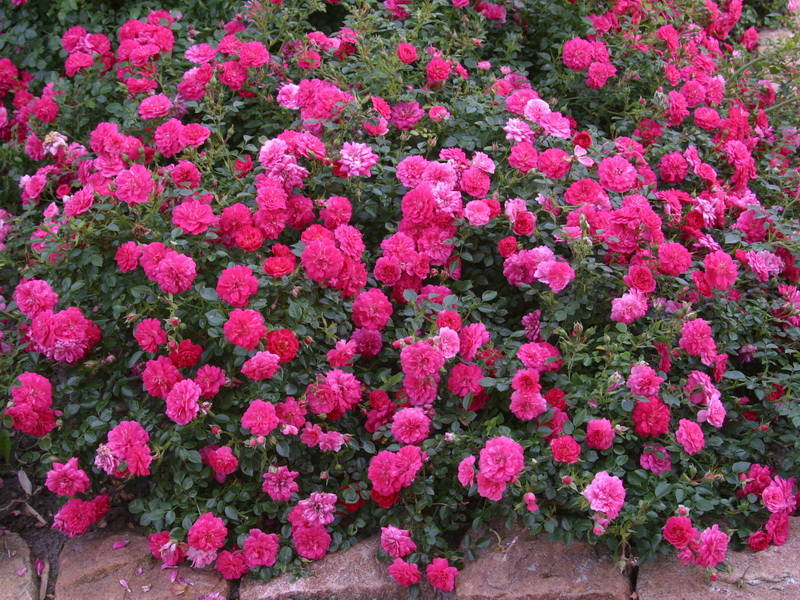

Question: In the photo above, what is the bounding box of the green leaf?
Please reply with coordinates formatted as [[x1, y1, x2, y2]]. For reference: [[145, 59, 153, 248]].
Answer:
[[342, 487, 358, 504], [276, 441, 290, 458], [288, 301, 303, 320], [544, 518, 557, 534], [185, 450, 202, 464], [654, 481, 669, 498], [205, 310, 225, 327], [199, 288, 218, 302], [127, 350, 143, 369]]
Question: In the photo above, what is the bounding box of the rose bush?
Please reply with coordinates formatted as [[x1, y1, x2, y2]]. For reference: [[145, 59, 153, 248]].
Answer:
[[2, 0, 800, 589]]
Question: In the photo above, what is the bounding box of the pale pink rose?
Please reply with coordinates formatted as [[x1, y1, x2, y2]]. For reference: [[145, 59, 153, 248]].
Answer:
[[582, 471, 626, 520]]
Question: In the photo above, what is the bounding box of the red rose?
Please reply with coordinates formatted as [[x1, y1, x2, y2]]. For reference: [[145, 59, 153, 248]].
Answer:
[[748, 530, 770, 552], [297, 50, 321, 70], [741, 410, 759, 422], [169, 339, 203, 368], [635, 119, 663, 142], [572, 131, 592, 148], [767, 384, 785, 402], [484, 198, 501, 218], [684, 210, 705, 231], [542, 408, 569, 441], [512, 211, 536, 236], [263, 255, 296, 277], [549, 435, 580, 464], [371, 489, 399, 508], [497, 236, 518, 258], [662, 516, 697, 549], [234, 154, 253, 178], [180, 123, 210, 148], [624, 265, 656, 294], [396, 43, 417, 64], [766, 511, 789, 546], [585, 418, 615, 450], [467, 390, 488, 412], [234, 225, 264, 252], [632, 397, 671, 437], [545, 388, 568, 411], [266, 329, 299, 363]]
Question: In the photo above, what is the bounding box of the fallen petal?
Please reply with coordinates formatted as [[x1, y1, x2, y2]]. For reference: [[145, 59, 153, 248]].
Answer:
[[171, 580, 188, 596]]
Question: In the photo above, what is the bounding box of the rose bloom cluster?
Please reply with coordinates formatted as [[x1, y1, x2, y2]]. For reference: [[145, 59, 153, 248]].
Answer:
[[14, 278, 101, 364], [116, 241, 198, 295], [662, 514, 730, 569], [95, 421, 154, 478], [457, 436, 525, 501], [61, 25, 113, 77], [6, 372, 59, 437], [2, 0, 800, 589], [562, 37, 617, 89], [380, 525, 458, 591]]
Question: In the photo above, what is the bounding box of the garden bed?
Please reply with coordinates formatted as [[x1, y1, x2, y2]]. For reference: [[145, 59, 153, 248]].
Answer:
[[1, 0, 800, 596]]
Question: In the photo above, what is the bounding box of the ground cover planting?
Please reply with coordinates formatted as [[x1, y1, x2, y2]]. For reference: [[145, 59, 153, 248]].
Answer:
[[1, 0, 800, 592]]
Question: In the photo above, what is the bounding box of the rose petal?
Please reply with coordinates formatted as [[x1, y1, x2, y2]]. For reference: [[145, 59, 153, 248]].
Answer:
[[112, 540, 129, 550], [171, 580, 188, 595]]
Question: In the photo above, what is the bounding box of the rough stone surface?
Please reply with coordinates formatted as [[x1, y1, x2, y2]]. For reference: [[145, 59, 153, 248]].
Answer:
[[240, 537, 429, 600], [0, 532, 37, 600], [637, 517, 800, 600], [455, 526, 630, 600], [55, 529, 229, 600]]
